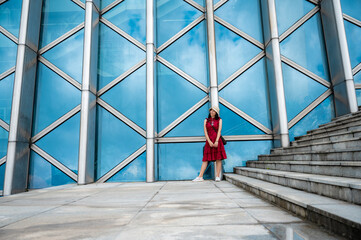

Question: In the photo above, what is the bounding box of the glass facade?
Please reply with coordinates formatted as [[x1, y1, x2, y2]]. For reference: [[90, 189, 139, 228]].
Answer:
[[0, 0, 360, 192]]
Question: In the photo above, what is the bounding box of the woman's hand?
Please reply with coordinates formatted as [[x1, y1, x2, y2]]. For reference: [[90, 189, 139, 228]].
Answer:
[[208, 141, 214, 147], [214, 141, 219, 148]]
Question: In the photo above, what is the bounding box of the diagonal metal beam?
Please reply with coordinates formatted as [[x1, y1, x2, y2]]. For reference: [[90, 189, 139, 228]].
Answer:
[[219, 97, 272, 134], [158, 96, 209, 137], [214, 0, 228, 11], [0, 119, 10, 132], [0, 25, 18, 44], [288, 89, 333, 129], [96, 144, 146, 183], [31, 144, 78, 181], [100, 17, 146, 51], [97, 98, 146, 138], [214, 15, 264, 50], [0, 156, 6, 166], [0, 66, 15, 81], [353, 62, 361, 76], [219, 51, 265, 91], [38, 56, 82, 90], [279, 6, 319, 42], [343, 13, 361, 28], [38, 23, 84, 55], [184, 0, 205, 12], [71, 0, 85, 9], [0, 0, 8, 5], [156, 56, 208, 93], [100, 0, 125, 15], [307, 0, 318, 5], [98, 59, 146, 97], [281, 55, 331, 88], [31, 105, 81, 143], [157, 14, 205, 54]]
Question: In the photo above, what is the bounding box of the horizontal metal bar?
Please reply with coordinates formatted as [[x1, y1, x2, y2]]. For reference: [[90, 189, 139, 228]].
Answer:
[[0, 25, 18, 44], [156, 56, 208, 93], [214, 15, 264, 49], [97, 98, 146, 138], [214, 0, 228, 11], [71, 0, 85, 9], [219, 51, 265, 91], [31, 105, 81, 143], [31, 144, 77, 181], [0, 118, 10, 132], [96, 144, 146, 183], [98, 59, 146, 97], [353, 62, 361, 76], [288, 89, 332, 129], [158, 96, 209, 137], [0, 66, 15, 81], [100, 17, 146, 51], [355, 84, 361, 89], [184, 0, 205, 12], [280, 6, 319, 42], [38, 56, 82, 90], [281, 55, 331, 88], [0, 156, 6, 165], [39, 22, 84, 55], [157, 14, 205, 54], [219, 97, 273, 134], [343, 13, 361, 28], [100, 0, 124, 15], [156, 134, 273, 143]]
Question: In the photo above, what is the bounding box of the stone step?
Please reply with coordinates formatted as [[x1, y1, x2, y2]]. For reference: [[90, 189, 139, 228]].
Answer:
[[293, 129, 361, 146], [233, 167, 361, 204], [321, 111, 361, 128], [224, 173, 361, 240], [307, 120, 361, 135], [271, 137, 361, 154], [246, 160, 361, 178], [258, 148, 361, 161], [330, 110, 361, 123]]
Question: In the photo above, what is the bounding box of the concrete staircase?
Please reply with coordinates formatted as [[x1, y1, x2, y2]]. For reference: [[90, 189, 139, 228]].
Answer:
[[224, 110, 361, 240]]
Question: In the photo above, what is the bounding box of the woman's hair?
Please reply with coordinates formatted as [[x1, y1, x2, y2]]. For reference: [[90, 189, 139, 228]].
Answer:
[[208, 112, 220, 120]]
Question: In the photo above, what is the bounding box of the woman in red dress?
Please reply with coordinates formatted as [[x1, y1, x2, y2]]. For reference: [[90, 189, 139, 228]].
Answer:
[[193, 106, 227, 182]]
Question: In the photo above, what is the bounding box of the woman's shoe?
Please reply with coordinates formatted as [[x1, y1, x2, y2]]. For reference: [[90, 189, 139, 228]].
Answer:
[[215, 177, 221, 182], [192, 177, 204, 182]]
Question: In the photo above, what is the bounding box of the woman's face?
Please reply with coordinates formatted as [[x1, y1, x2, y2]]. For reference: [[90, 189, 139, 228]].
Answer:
[[210, 109, 216, 118]]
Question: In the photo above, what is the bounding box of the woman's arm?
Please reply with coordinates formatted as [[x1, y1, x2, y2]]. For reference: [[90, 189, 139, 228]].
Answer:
[[214, 119, 222, 147], [204, 119, 213, 147]]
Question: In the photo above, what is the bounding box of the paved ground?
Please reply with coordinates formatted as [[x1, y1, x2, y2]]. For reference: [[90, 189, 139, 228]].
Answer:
[[0, 181, 345, 240]]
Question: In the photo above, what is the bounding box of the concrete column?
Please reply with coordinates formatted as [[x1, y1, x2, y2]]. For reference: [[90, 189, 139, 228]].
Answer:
[[146, 0, 155, 182], [4, 0, 43, 195], [320, 0, 358, 116], [78, 0, 99, 184], [261, 0, 290, 148]]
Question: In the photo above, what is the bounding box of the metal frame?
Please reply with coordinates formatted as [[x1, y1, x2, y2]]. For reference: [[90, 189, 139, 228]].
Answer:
[[0, 25, 18, 44], [0, 156, 6, 166], [0, 119, 9, 132], [157, 135, 273, 143]]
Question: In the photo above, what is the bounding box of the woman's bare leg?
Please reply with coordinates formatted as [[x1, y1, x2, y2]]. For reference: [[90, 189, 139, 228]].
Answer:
[[198, 161, 208, 178], [215, 160, 222, 178]]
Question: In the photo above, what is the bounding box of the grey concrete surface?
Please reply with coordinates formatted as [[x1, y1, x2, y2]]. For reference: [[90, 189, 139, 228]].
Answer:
[[0, 181, 345, 240]]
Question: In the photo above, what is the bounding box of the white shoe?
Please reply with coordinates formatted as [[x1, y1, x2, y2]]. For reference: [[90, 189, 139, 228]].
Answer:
[[215, 177, 221, 182], [192, 177, 204, 182]]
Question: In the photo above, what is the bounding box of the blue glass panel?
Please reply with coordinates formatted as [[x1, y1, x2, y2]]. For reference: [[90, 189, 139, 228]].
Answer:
[[160, 21, 208, 86], [280, 13, 330, 81], [28, 151, 75, 189], [40, 0, 84, 47], [282, 63, 328, 121], [223, 141, 273, 172], [0, 163, 5, 190], [103, 0, 146, 44], [156, 0, 202, 47], [275, 0, 314, 35], [96, 106, 145, 179], [215, 22, 261, 84], [165, 103, 209, 137], [32, 63, 81, 135], [0, 0, 22, 37], [215, 0, 263, 43], [220, 58, 271, 129], [98, 23, 145, 90], [36, 113, 80, 173], [354, 71, 361, 85], [101, 66, 146, 129], [289, 96, 334, 141], [0, 33, 17, 74], [356, 89, 361, 106], [0, 73, 14, 124], [341, 0, 361, 22], [0, 127, 8, 159], [158, 142, 213, 180], [157, 62, 206, 131], [344, 20, 361, 68], [101, 0, 115, 9], [220, 104, 264, 135], [107, 152, 146, 182], [42, 30, 84, 83]]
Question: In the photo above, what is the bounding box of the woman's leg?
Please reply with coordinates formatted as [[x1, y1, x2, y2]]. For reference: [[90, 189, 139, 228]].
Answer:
[[198, 161, 208, 178], [215, 160, 222, 177]]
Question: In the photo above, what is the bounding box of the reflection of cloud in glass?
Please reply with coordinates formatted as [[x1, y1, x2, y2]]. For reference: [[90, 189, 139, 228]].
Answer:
[[0, 0, 22, 37], [0, 127, 8, 158], [344, 20, 361, 68], [340, 0, 361, 22], [108, 153, 146, 182], [0, 33, 17, 74], [0, 73, 14, 124]]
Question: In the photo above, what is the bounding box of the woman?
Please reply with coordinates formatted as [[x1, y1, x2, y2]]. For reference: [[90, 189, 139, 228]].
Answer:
[[193, 106, 227, 182]]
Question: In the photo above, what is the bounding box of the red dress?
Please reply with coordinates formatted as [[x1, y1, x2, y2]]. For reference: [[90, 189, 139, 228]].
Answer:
[[202, 118, 227, 161]]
